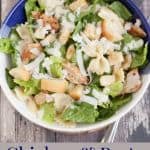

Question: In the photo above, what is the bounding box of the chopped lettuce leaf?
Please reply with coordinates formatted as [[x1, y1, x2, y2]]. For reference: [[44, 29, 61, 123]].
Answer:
[[89, 73, 101, 90], [38, 0, 45, 9], [64, 0, 74, 5], [39, 61, 47, 74], [5, 69, 17, 89], [0, 38, 14, 54], [14, 78, 40, 96], [25, 0, 40, 22], [104, 81, 123, 97], [97, 94, 132, 121], [62, 102, 99, 123], [110, 1, 132, 20], [131, 43, 148, 68], [60, 45, 66, 58], [50, 56, 63, 78], [9, 29, 21, 67], [42, 102, 55, 123]]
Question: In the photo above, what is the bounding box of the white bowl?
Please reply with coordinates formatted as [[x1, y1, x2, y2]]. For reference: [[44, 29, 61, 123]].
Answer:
[[0, 0, 150, 133]]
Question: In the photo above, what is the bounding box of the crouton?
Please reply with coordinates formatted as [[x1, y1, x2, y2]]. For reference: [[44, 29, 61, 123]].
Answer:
[[68, 85, 83, 100], [41, 79, 68, 93], [9, 67, 31, 81], [59, 29, 71, 45], [128, 25, 146, 38], [69, 0, 88, 11]]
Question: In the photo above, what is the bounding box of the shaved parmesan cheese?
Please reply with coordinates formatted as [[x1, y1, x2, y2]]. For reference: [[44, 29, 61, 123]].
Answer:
[[76, 50, 87, 76]]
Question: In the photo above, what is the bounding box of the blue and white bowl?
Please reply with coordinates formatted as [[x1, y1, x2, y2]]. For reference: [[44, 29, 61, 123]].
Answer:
[[0, 0, 150, 133]]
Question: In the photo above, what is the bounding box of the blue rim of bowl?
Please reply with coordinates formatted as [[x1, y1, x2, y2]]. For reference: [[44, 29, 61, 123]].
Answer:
[[0, 0, 150, 133]]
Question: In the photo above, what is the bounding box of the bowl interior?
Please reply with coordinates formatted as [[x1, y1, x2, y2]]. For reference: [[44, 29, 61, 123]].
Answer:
[[0, 0, 150, 133]]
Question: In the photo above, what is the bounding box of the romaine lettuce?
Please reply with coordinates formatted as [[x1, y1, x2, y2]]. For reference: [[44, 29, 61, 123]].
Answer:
[[14, 78, 40, 95], [104, 81, 123, 97], [42, 102, 55, 123], [110, 1, 132, 20], [131, 43, 148, 68], [5, 69, 17, 89], [0, 38, 14, 54], [62, 102, 99, 123], [97, 94, 132, 121], [50, 56, 63, 78]]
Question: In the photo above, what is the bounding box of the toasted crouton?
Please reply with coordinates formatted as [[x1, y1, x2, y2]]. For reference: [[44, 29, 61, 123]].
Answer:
[[68, 85, 83, 100], [113, 67, 125, 82], [102, 19, 123, 42], [9, 67, 31, 81], [41, 79, 68, 93], [69, 0, 88, 11], [99, 7, 125, 42], [128, 25, 146, 38], [59, 29, 71, 45], [123, 69, 142, 94]]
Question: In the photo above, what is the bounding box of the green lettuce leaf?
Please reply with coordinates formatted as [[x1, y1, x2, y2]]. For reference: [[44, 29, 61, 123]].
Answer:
[[131, 43, 148, 68], [110, 1, 132, 20], [104, 81, 123, 97], [0, 38, 14, 54], [42, 102, 55, 123], [50, 56, 63, 78], [25, 0, 40, 22], [62, 102, 99, 123], [97, 94, 132, 121], [5, 69, 17, 89], [14, 78, 40, 95]]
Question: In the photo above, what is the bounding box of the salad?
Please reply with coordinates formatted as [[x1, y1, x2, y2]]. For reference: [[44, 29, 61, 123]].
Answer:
[[0, 0, 148, 126]]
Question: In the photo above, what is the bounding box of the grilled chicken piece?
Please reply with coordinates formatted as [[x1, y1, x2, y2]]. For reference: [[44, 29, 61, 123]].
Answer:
[[128, 25, 146, 38], [34, 92, 46, 105], [21, 43, 42, 64], [122, 54, 132, 70], [63, 62, 88, 85], [123, 69, 142, 94]]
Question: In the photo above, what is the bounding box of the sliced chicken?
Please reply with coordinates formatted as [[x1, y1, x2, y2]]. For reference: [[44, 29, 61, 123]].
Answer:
[[128, 25, 146, 38], [63, 62, 88, 85], [21, 43, 42, 64], [34, 92, 46, 105], [9, 66, 31, 81], [123, 69, 142, 94]]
